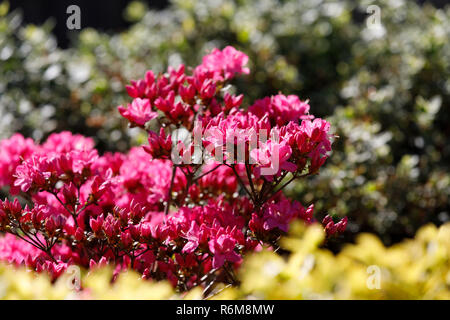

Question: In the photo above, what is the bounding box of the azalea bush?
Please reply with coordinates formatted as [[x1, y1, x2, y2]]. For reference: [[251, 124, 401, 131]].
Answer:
[[0, 47, 345, 294]]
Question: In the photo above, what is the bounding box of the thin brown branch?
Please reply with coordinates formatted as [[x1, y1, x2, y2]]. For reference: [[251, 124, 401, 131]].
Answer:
[[228, 164, 255, 202], [193, 164, 222, 181], [165, 164, 178, 215]]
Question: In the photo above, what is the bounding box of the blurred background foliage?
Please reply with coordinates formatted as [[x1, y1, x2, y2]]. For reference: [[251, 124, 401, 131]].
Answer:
[[0, 0, 449, 245], [2, 222, 449, 299]]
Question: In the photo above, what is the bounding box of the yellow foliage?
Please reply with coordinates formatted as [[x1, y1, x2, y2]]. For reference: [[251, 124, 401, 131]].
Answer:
[[0, 266, 176, 300], [1, 222, 449, 299], [236, 222, 450, 300], [81, 268, 174, 300]]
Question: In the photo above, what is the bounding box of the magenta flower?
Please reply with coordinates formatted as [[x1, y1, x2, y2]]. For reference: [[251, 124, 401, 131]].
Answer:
[[42, 131, 94, 153], [251, 140, 297, 180], [125, 70, 157, 100], [322, 215, 348, 236], [118, 98, 158, 127], [181, 221, 207, 254], [260, 199, 299, 233], [13, 155, 55, 192], [197, 46, 250, 81], [208, 232, 241, 269], [143, 128, 173, 160], [0, 134, 37, 188], [249, 94, 312, 126]]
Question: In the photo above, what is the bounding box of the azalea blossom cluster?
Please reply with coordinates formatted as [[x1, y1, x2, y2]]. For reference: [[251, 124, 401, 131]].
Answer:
[[0, 46, 345, 292]]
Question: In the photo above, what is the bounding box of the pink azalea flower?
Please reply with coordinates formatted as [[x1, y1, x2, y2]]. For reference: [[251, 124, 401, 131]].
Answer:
[[118, 98, 158, 127], [42, 131, 94, 153], [251, 140, 297, 180], [249, 94, 312, 126], [0, 133, 37, 188], [208, 232, 241, 269], [197, 46, 250, 81]]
